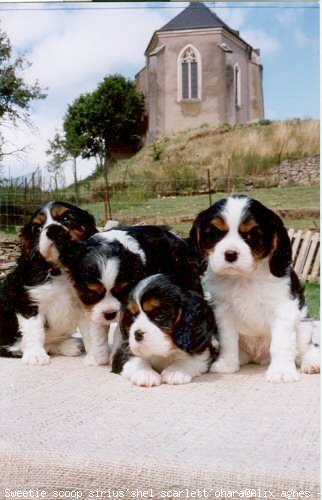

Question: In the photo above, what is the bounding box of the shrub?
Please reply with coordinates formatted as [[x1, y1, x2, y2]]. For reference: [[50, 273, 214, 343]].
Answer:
[[152, 141, 164, 161], [258, 119, 272, 126]]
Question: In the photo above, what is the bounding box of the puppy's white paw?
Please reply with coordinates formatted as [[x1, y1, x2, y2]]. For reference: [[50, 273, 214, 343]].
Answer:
[[300, 348, 320, 374], [266, 362, 300, 383], [210, 357, 240, 374], [22, 349, 50, 366], [301, 360, 320, 374], [84, 350, 109, 366], [161, 367, 192, 385], [130, 369, 161, 387]]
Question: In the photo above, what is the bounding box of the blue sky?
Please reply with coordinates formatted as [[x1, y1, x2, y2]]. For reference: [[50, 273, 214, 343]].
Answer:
[[246, 3, 319, 119], [0, 1, 319, 183]]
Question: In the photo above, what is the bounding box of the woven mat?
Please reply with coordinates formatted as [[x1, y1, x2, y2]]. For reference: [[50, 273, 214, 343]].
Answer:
[[0, 357, 320, 499]]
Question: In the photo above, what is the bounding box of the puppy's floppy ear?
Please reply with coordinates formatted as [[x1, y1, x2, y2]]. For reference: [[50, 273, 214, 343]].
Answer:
[[268, 212, 292, 278], [186, 221, 207, 274], [111, 341, 132, 375], [119, 306, 133, 340], [174, 292, 217, 354], [19, 221, 34, 259], [46, 224, 87, 269], [77, 208, 98, 239], [187, 221, 201, 259]]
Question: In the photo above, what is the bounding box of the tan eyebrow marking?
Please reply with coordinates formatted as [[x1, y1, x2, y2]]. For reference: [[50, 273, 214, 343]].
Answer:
[[33, 213, 46, 225], [70, 228, 85, 240], [87, 283, 106, 295], [128, 301, 139, 315], [51, 206, 69, 218], [239, 219, 258, 233], [211, 216, 229, 232], [142, 298, 161, 312]]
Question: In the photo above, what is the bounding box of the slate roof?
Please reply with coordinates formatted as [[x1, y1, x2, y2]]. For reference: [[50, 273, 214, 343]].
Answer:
[[159, 2, 239, 35]]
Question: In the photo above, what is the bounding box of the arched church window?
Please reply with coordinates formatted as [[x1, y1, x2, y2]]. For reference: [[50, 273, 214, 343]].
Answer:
[[234, 63, 241, 108], [178, 45, 201, 100]]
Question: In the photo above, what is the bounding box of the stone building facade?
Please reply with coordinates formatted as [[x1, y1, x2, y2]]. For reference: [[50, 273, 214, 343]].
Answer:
[[136, 2, 264, 141]]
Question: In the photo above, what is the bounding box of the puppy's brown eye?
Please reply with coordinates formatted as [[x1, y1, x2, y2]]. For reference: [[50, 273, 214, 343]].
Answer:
[[61, 214, 70, 223], [243, 227, 262, 243], [154, 312, 167, 322], [205, 225, 227, 235]]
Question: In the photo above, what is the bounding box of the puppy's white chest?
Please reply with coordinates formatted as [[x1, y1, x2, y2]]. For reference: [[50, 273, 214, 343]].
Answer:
[[28, 274, 81, 334], [209, 275, 283, 337]]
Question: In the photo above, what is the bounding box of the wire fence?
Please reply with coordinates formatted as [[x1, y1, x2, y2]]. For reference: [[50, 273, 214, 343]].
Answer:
[[0, 169, 320, 234]]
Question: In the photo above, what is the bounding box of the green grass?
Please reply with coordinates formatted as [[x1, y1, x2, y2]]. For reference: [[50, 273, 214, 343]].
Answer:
[[162, 219, 320, 240], [80, 185, 319, 226], [284, 219, 320, 230], [305, 282, 320, 319]]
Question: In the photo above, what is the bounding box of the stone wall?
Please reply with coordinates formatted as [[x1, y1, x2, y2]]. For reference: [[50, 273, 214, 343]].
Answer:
[[0, 236, 21, 281], [278, 155, 320, 187]]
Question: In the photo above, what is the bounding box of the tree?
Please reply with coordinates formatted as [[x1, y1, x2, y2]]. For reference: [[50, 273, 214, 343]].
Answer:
[[46, 131, 79, 197], [46, 132, 68, 190], [0, 25, 46, 162], [63, 74, 145, 183]]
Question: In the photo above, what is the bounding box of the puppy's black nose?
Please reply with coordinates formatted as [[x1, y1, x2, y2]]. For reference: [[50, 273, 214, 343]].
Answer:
[[46, 224, 66, 242], [134, 330, 144, 342], [224, 250, 238, 263], [104, 311, 117, 321]]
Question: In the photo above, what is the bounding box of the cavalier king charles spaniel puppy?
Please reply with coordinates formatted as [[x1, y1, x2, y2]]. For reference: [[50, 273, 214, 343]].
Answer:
[[45, 224, 203, 361], [0, 201, 111, 366], [111, 274, 219, 387], [189, 195, 320, 383]]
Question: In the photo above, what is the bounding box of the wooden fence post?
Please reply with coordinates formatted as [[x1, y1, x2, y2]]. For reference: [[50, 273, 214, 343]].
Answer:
[[23, 178, 27, 224], [207, 168, 212, 206], [227, 159, 232, 195], [104, 190, 112, 221]]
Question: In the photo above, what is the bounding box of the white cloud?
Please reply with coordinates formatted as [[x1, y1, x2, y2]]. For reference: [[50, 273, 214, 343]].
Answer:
[[2, 5, 170, 91], [2, 110, 96, 185], [0, 8, 63, 50], [218, 6, 247, 31], [0, 3, 173, 182], [240, 28, 280, 55], [276, 9, 314, 47]]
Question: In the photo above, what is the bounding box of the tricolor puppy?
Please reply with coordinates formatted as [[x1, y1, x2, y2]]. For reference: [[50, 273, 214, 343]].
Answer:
[[0, 201, 108, 366], [111, 274, 219, 387], [47, 223, 203, 329], [189, 195, 320, 383]]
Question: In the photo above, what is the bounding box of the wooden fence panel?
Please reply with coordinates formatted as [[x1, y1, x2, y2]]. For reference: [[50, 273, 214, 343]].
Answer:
[[288, 229, 320, 282]]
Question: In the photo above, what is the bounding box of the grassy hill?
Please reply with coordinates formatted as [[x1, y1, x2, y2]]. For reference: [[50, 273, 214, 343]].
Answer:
[[74, 118, 319, 193]]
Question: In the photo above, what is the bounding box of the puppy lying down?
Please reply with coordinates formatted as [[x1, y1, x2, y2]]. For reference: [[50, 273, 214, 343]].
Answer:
[[111, 274, 220, 387]]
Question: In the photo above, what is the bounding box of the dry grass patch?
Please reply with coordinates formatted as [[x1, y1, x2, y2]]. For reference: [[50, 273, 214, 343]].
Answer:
[[107, 119, 319, 185]]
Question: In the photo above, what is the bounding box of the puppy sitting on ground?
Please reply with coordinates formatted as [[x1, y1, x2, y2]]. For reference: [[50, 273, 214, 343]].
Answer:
[[111, 274, 219, 387], [188, 195, 320, 383], [0, 201, 104, 365]]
